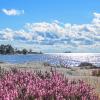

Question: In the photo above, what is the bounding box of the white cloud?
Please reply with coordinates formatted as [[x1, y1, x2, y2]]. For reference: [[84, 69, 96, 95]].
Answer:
[[0, 12, 100, 52], [1, 9, 24, 16], [93, 12, 100, 19], [36, 36, 44, 42], [0, 28, 14, 40], [15, 30, 32, 40]]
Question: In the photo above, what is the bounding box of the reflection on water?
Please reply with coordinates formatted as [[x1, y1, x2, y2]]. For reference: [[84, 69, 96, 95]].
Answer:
[[0, 53, 100, 67]]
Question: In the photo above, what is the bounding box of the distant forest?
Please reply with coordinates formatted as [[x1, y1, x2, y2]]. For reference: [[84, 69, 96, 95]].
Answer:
[[0, 44, 42, 55]]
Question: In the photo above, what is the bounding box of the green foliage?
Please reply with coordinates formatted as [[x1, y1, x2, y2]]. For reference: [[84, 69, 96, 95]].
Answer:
[[22, 49, 28, 55], [0, 44, 14, 54]]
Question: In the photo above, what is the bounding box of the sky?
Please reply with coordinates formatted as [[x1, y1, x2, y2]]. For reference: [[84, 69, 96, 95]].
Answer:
[[0, 0, 100, 53]]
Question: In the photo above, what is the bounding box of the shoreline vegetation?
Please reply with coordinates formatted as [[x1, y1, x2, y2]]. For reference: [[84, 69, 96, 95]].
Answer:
[[0, 62, 100, 100], [0, 44, 43, 55], [0, 44, 72, 55], [0, 61, 100, 99]]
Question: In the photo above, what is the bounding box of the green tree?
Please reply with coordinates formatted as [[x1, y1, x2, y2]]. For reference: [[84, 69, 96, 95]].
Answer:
[[0, 44, 14, 54], [22, 49, 28, 55], [6, 45, 14, 54]]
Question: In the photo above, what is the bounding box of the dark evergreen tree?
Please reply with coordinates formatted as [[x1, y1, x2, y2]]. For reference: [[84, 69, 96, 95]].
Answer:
[[6, 45, 14, 54], [0, 44, 14, 54], [22, 49, 28, 55]]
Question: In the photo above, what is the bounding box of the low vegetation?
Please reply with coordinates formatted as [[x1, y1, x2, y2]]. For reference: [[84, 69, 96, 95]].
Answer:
[[78, 62, 97, 69], [92, 69, 100, 77], [0, 69, 98, 100]]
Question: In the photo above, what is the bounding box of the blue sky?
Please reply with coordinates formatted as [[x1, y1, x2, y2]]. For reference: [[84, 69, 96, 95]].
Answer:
[[0, 0, 100, 53]]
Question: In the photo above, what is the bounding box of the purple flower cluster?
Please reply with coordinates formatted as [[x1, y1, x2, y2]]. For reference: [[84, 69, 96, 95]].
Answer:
[[0, 70, 98, 100]]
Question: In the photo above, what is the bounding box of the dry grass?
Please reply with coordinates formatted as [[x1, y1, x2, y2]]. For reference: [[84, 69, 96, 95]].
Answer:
[[83, 76, 100, 94], [92, 69, 100, 76]]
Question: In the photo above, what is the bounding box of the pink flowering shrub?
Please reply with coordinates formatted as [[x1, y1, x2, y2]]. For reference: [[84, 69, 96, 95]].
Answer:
[[0, 69, 98, 100]]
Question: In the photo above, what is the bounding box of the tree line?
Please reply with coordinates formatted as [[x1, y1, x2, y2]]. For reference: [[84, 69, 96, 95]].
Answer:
[[0, 44, 42, 55]]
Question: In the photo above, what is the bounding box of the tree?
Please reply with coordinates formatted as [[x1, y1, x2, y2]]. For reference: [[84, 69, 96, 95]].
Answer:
[[6, 45, 14, 54], [0, 45, 5, 54], [22, 49, 28, 55], [29, 49, 32, 54], [64, 51, 71, 53], [0, 44, 14, 54]]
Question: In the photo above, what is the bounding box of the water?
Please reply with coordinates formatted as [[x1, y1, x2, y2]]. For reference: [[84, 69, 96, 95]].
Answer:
[[0, 53, 100, 67]]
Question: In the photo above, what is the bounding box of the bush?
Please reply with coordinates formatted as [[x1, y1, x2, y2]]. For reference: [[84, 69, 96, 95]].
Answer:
[[10, 67, 18, 74], [0, 70, 98, 100], [78, 62, 97, 69], [43, 62, 50, 66], [0, 67, 5, 77], [92, 69, 100, 77]]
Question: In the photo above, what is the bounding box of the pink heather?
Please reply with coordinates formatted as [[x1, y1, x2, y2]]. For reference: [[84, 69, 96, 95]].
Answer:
[[0, 70, 98, 100]]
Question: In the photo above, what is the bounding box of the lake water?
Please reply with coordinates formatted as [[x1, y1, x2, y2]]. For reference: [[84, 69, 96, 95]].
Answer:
[[0, 53, 100, 67]]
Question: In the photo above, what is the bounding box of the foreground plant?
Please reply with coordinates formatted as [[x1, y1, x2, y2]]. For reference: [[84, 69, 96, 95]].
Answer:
[[0, 69, 98, 100], [92, 69, 100, 77]]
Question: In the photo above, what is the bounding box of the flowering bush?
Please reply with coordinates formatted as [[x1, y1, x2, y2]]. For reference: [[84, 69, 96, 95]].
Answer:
[[0, 69, 98, 100]]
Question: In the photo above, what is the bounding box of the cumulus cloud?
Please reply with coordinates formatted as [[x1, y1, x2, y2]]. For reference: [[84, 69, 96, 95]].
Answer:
[[0, 12, 100, 52], [1, 9, 24, 16], [93, 12, 100, 19], [15, 30, 33, 40], [0, 28, 14, 40]]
